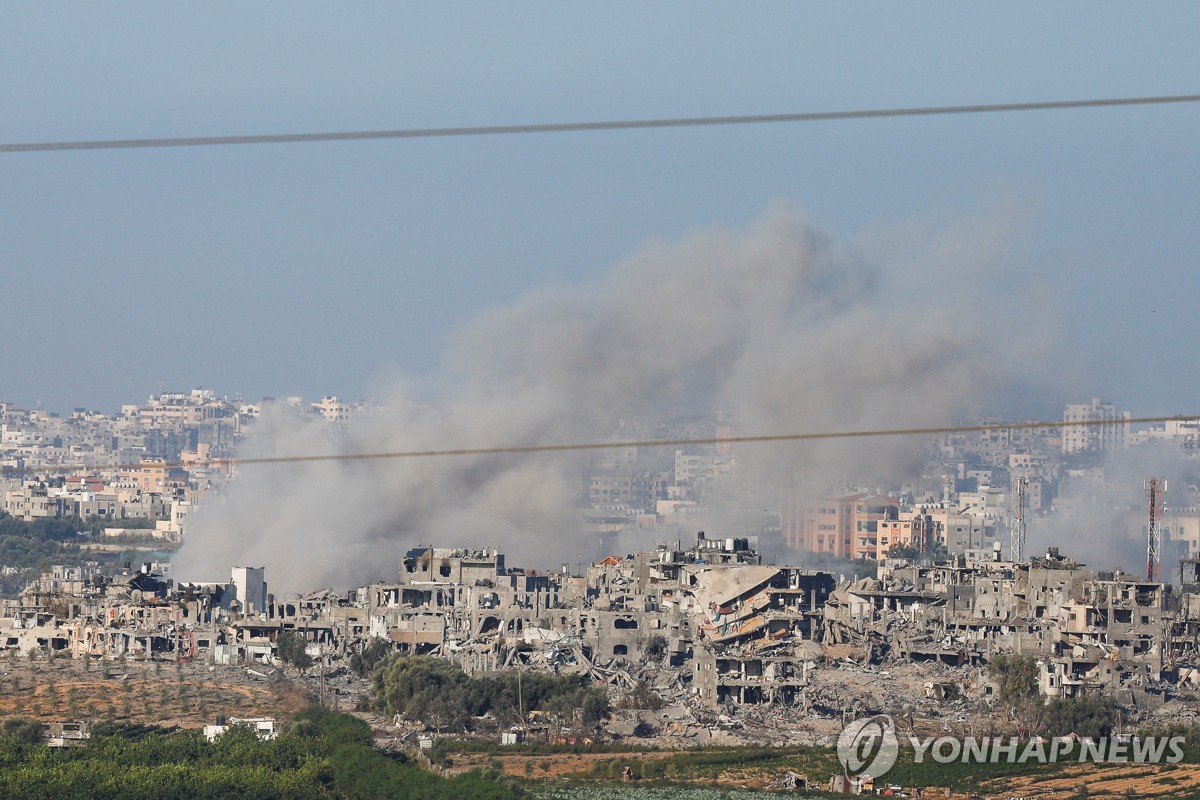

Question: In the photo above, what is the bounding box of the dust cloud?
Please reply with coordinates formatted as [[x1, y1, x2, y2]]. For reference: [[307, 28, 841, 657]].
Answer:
[[174, 202, 1049, 592]]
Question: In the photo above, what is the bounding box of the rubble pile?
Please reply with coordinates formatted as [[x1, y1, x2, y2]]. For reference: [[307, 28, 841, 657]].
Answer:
[[5, 535, 1200, 740]]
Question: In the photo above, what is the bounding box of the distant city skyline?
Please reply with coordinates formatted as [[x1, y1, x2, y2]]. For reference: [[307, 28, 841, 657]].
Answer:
[[4, 376, 1196, 589], [1, 388, 362, 418], [0, 386, 1150, 433]]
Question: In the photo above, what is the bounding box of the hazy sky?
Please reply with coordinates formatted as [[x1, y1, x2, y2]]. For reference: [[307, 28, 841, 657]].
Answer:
[[2, 4, 1198, 418]]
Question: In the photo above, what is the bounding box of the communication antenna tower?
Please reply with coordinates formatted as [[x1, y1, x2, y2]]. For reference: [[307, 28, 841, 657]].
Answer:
[[1009, 477, 1028, 562], [1146, 477, 1167, 582]]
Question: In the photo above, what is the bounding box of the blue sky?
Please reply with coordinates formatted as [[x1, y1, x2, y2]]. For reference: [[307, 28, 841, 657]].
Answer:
[[2, 4, 1198, 417]]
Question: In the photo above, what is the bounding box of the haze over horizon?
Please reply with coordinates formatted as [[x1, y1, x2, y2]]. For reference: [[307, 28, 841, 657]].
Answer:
[[2, 5, 1198, 418]]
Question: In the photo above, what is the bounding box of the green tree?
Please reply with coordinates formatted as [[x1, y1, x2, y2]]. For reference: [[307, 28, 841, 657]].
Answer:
[[987, 653, 1039, 708], [372, 654, 609, 729], [1036, 695, 1116, 738], [275, 631, 314, 670], [2, 717, 43, 744], [349, 638, 393, 677], [372, 655, 469, 718]]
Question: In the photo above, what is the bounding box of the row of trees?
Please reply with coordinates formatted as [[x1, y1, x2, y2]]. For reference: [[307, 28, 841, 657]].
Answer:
[[372, 654, 609, 731], [0, 511, 153, 542], [0, 513, 81, 596], [0, 708, 521, 799], [987, 653, 1117, 738], [0, 512, 164, 596]]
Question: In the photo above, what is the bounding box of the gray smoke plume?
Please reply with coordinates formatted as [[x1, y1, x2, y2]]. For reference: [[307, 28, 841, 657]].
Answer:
[[174, 201, 1049, 593], [1029, 440, 1197, 576]]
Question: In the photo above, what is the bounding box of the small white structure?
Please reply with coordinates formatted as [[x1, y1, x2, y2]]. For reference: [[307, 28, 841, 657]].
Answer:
[[44, 721, 90, 747], [203, 716, 278, 742], [500, 728, 526, 745]]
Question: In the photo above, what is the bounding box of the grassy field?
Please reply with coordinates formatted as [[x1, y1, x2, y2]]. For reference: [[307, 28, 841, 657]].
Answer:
[[446, 739, 1200, 798]]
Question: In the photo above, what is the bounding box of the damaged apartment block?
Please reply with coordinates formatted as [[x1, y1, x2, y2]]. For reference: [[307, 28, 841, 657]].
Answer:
[[6, 533, 1200, 726]]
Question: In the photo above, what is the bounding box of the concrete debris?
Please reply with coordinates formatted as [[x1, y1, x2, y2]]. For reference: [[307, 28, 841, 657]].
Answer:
[[5, 536, 1200, 744]]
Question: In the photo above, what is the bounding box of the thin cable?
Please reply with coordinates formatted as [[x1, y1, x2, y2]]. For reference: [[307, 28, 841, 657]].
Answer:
[[2, 413, 1191, 476], [3, 94, 1199, 154]]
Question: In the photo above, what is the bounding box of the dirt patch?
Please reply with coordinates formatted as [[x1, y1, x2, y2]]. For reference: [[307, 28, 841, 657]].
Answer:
[[0, 657, 312, 728], [448, 745, 1200, 797], [991, 762, 1200, 799]]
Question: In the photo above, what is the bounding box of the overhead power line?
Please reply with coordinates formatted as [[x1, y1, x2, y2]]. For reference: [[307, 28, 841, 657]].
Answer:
[[2, 94, 1198, 154], [3, 413, 1191, 476]]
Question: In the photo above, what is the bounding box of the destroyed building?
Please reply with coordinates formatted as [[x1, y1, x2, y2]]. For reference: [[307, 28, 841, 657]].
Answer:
[[5, 534, 1200, 727]]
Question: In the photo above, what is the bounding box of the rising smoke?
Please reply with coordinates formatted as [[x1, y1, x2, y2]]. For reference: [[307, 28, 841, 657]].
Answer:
[[1028, 440, 1198, 576], [173, 202, 1050, 592]]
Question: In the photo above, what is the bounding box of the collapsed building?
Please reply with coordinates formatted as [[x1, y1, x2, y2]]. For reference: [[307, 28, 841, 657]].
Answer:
[[4, 537, 1200, 720]]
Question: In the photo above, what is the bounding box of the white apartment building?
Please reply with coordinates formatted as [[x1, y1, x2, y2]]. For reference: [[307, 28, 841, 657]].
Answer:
[[1062, 398, 1130, 454], [311, 395, 357, 423]]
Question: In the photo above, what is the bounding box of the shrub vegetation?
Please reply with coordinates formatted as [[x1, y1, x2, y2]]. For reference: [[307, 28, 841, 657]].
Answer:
[[0, 708, 522, 799], [372, 655, 609, 731]]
